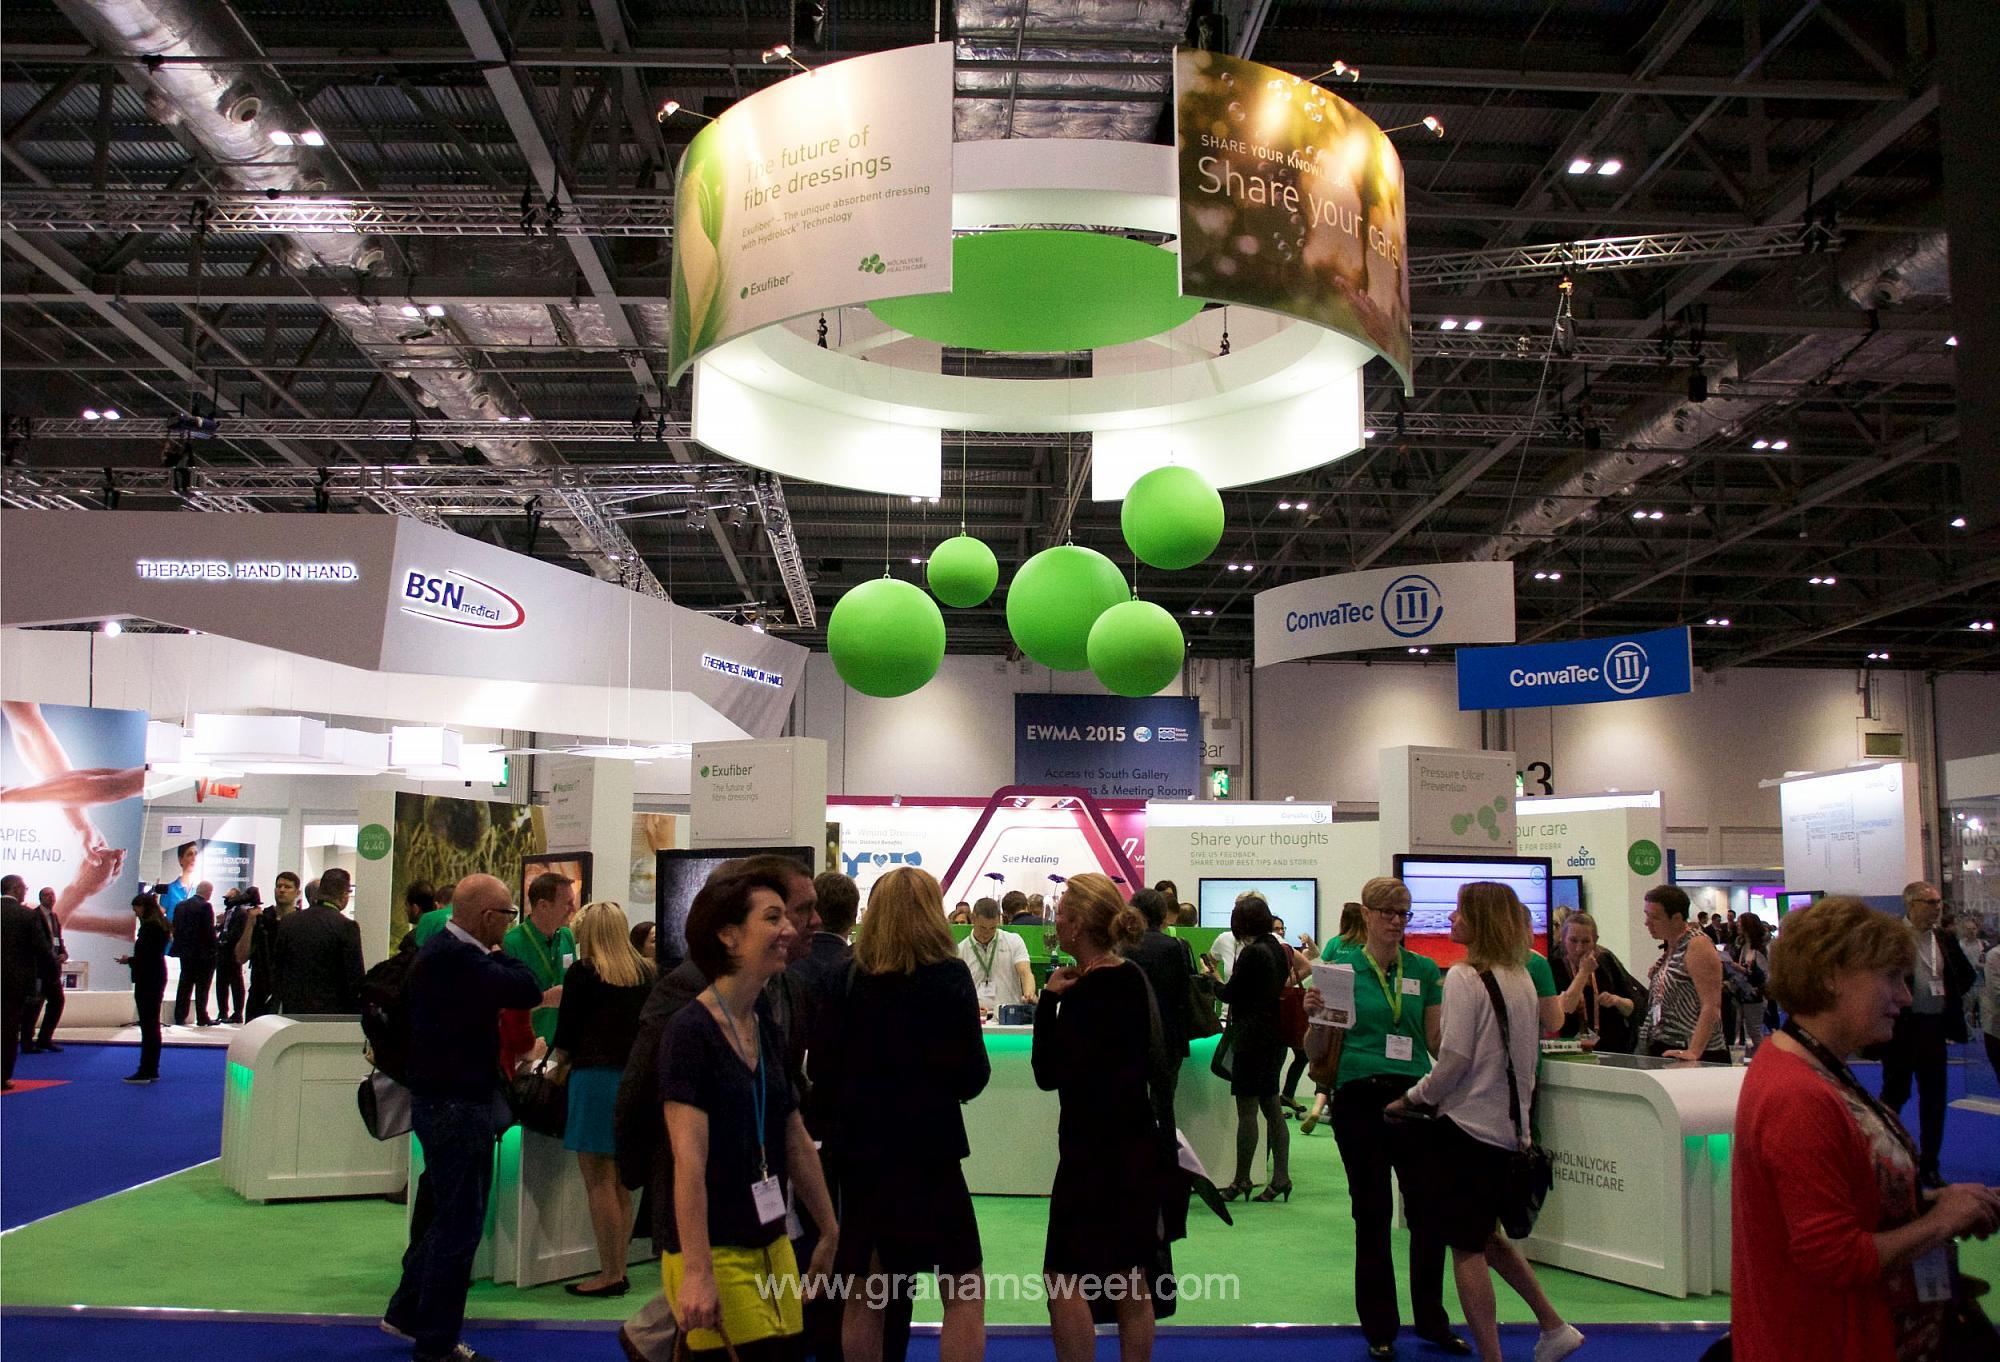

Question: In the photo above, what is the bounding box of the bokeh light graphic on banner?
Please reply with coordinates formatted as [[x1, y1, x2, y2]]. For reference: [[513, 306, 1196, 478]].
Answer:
[[827, 576, 947, 698]]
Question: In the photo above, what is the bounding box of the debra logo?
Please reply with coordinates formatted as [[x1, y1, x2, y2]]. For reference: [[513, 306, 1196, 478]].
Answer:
[[399, 568, 525, 631]]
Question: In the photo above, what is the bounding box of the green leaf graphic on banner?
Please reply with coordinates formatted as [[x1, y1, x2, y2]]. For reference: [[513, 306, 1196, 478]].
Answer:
[[671, 131, 730, 369]]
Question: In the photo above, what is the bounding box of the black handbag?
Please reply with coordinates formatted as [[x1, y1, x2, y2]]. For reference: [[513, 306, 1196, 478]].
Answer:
[[1479, 970, 1555, 1240], [1185, 974, 1221, 1040], [1208, 1027, 1235, 1081], [356, 1069, 413, 1141], [508, 1050, 569, 1138]]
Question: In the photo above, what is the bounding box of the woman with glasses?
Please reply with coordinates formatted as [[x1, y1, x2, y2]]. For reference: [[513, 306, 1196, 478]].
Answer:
[[1307, 876, 1466, 1359]]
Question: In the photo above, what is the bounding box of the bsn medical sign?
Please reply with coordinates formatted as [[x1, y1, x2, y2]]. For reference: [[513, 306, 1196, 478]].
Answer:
[[1456, 627, 1693, 710]]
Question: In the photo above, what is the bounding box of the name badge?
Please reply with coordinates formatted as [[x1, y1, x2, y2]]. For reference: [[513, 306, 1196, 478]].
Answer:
[[976, 981, 998, 1009], [1913, 1244, 1952, 1303], [1651, 1001, 1663, 1027], [1400, 976, 1423, 996], [1385, 1034, 1415, 1062], [1927, 978, 1946, 997], [751, 1174, 786, 1226]]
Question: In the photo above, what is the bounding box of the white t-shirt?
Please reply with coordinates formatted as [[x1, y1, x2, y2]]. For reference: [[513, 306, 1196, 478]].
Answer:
[[1404, 964, 1541, 1150], [959, 930, 1031, 1009], [1211, 930, 1239, 980]]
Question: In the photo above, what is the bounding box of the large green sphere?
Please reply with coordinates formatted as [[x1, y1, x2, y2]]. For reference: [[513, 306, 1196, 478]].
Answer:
[[826, 577, 946, 698], [1121, 465, 1225, 570], [1005, 544, 1130, 671], [1087, 599, 1186, 697], [925, 534, 999, 608]]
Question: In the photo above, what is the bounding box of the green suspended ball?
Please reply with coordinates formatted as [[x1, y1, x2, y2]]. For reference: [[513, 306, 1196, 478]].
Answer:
[[926, 534, 999, 608], [1121, 465, 1224, 570], [826, 577, 946, 698], [1005, 544, 1129, 671], [1087, 599, 1186, 697]]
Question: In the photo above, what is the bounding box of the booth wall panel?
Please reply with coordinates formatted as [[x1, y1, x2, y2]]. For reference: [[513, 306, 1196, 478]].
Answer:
[[1251, 663, 1479, 803], [1937, 674, 2000, 764]]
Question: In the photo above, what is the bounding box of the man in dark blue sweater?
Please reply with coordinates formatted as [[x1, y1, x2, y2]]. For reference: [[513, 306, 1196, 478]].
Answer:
[[383, 873, 541, 1362]]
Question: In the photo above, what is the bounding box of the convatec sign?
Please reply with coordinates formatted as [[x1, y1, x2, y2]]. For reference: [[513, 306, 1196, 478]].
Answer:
[[1253, 561, 1516, 667]]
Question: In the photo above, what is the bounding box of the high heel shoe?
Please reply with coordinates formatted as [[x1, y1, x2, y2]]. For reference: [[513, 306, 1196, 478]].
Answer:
[[1218, 1179, 1255, 1201], [1252, 1179, 1293, 1203]]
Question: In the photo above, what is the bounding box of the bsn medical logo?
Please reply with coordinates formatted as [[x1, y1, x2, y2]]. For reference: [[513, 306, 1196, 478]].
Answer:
[[400, 568, 525, 630], [1380, 573, 1444, 639]]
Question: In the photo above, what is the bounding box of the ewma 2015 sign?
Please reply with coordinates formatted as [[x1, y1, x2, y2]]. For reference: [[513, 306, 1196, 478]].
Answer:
[[1253, 561, 1516, 667], [1456, 627, 1693, 711], [1014, 695, 1202, 800]]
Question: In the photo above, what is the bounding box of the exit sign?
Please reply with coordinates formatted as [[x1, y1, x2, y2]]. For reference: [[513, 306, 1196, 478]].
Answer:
[[1208, 768, 1230, 798]]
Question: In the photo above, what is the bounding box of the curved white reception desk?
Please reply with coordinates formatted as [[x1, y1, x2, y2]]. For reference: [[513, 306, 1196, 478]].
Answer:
[[222, 1015, 408, 1202], [1520, 1052, 1746, 1298]]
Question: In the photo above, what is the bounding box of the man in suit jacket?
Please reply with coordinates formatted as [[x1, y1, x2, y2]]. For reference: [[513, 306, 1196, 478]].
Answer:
[[2, 875, 57, 1089], [382, 874, 541, 1362], [1881, 879, 1978, 1184], [171, 881, 219, 1026], [273, 867, 365, 1015], [23, 886, 67, 1052], [1124, 887, 1196, 1121]]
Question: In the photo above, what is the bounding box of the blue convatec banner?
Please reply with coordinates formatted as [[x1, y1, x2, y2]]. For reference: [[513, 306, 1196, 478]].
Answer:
[[1014, 695, 1203, 799], [1456, 627, 1693, 711]]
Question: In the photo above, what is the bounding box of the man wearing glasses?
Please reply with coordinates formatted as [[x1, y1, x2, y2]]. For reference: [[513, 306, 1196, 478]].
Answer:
[[384, 873, 543, 1362], [1880, 880, 1977, 1186]]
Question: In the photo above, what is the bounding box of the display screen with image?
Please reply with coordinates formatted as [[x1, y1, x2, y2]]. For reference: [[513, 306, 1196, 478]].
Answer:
[[656, 846, 812, 965], [1198, 877, 1319, 933], [1552, 875, 1584, 917], [1393, 854, 1553, 966], [521, 852, 592, 913]]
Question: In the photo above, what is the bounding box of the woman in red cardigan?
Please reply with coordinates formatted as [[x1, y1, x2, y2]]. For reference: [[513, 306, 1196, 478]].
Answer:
[[1732, 897, 2000, 1360]]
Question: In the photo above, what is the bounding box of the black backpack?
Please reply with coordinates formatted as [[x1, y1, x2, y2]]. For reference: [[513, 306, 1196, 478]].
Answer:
[[359, 939, 420, 1083]]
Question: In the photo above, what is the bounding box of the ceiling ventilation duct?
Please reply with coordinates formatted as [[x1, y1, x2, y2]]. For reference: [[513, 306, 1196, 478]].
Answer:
[[1468, 226, 1951, 564], [54, 0, 662, 592], [954, 0, 1190, 142]]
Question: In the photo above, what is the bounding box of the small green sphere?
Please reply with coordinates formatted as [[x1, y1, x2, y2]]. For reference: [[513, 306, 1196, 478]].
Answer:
[[1121, 465, 1225, 570], [1087, 599, 1186, 697], [826, 577, 946, 698], [1005, 544, 1130, 671], [926, 534, 999, 608]]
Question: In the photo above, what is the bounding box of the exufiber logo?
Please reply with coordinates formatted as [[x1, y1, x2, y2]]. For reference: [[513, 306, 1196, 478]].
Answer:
[[701, 763, 754, 779], [739, 273, 792, 299]]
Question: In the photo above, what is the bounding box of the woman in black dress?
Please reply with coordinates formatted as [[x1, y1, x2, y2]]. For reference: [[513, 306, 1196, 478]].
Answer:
[[1219, 893, 1291, 1200], [822, 866, 990, 1362], [117, 892, 169, 1083], [1547, 911, 1646, 1054], [1033, 872, 1162, 1362]]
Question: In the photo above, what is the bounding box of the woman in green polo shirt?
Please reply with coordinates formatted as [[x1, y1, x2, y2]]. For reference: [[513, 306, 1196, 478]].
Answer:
[[1307, 876, 1468, 1360]]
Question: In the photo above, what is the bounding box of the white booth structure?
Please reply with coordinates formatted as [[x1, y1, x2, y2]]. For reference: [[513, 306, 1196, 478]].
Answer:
[[1522, 1053, 1746, 1298], [222, 1015, 407, 1202]]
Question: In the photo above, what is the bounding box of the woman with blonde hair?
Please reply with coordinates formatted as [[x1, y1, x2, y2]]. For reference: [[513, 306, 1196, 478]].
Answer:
[[554, 900, 656, 1295], [1732, 897, 2000, 1359], [1389, 882, 1582, 1362], [818, 866, 990, 1362], [1034, 873, 1164, 1362]]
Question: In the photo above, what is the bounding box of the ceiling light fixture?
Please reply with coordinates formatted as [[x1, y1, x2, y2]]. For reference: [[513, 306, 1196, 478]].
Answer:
[[1548, 571, 1562, 580], [102, 619, 123, 637], [1295, 502, 1309, 512], [1362, 428, 1376, 438], [1705, 617, 1732, 627], [1567, 158, 1594, 175], [1439, 319, 1459, 331], [1751, 438, 1770, 450], [1866, 651, 1890, 661], [762, 43, 812, 75], [1383, 116, 1445, 137], [1306, 60, 1361, 84], [1463, 318, 1484, 331], [400, 303, 422, 318], [657, 100, 715, 123], [424, 303, 446, 318], [1945, 335, 1958, 347], [1277, 500, 1292, 510], [1949, 515, 1967, 529], [266, 129, 296, 146], [1972, 621, 1997, 633], [1770, 439, 1789, 451], [1595, 157, 1622, 176], [298, 129, 326, 148]]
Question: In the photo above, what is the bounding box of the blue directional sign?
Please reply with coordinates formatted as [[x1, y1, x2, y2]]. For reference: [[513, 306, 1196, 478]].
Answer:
[[1456, 627, 1693, 711]]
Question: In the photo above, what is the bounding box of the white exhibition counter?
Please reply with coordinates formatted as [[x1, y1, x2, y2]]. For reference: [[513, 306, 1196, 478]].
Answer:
[[222, 1014, 408, 1202], [961, 1026, 1247, 1196], [1520, 1052, 1745, 1298]]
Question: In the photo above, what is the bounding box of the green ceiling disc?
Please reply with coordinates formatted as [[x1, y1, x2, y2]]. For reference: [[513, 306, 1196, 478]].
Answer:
[[869, 230, 1204, 354]]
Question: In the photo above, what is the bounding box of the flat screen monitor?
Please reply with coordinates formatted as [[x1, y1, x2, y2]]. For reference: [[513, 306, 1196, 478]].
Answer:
[[1392, 854, 1553, 967], [1197, 877, 1318, 934], [655, 847, 813, 966], [521, 851, 592, 912], [1551, 875, 1584, 917], [1778, 890, 1820, 918]]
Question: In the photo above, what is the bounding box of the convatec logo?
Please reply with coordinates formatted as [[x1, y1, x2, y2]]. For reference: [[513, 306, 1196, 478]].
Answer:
[[1380, 574, 1444, 639], [1604, 641, 1650, 695], [399, 568, 526, 630]]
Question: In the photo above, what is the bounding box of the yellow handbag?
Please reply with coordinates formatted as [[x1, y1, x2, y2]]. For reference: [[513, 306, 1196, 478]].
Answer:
[[662, 1237, 804, 1353]]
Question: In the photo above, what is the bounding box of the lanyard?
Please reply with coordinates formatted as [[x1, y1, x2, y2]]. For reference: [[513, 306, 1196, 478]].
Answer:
[[518, 922, 561, 985], [970, 934, 998, 984], [711, 987, 769, 1178], [1781, 1017, 1918, 1164], [1364, 948, 1405, 1025]]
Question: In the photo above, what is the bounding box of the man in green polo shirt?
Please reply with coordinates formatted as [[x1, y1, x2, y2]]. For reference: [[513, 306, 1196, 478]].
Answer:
[[408, 880, 456, 949], [503, 871, 577, 1043]]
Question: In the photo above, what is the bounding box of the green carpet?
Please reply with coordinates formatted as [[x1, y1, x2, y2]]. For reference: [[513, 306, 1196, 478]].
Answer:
[[11, 1134, 1987, 1325]]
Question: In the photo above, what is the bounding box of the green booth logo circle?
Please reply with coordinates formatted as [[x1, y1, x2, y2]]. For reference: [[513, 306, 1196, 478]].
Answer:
[[1627, 839, 1663, 876], [357, 824, 391, 861]]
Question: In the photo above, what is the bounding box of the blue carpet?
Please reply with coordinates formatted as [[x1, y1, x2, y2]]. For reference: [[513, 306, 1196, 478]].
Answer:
[[0, 1312, 1724, 1361], [0, 1042, 224, 1230]]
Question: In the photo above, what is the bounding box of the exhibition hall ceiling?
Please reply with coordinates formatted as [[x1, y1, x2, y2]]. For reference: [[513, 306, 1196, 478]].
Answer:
[[1, 0, 1991, 673]]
